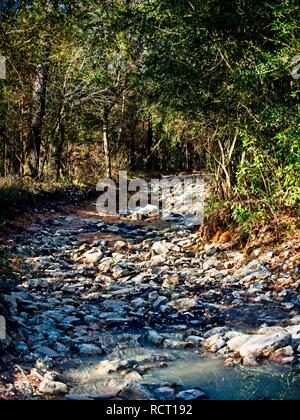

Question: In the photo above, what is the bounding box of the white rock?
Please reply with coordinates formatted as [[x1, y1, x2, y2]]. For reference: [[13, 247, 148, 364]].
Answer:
[[114, 241, 128, 251], [152, 241, 172, 255], [286, 325, 300, 339], [224, 331, 243, 341], [258, 326, 287, 335], [39, 379, 68, 395], [204, 334, 226, 352], [186, 336, 204, 346], [203, 257, 219, 271], [270, 346, 295, 364], [152, 241, 180, 255], [124, 371, 143, 382], [131, 204, 159, 220], [112, 265, 130, 279], [238, 333, 291, 358], [163, 339, 189, 349], [227, 334, 253, 352], [82, 249, 103, 264]]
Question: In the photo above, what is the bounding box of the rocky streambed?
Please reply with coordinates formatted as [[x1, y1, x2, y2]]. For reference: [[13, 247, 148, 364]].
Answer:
[[0, 206, 300, 400]]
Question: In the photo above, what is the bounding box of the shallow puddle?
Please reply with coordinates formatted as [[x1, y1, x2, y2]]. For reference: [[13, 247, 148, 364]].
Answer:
[[150, 356, 300, 400], [66, 341, 300, 400]]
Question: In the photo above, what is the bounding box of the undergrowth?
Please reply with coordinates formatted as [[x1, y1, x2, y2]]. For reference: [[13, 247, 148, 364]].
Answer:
[[204, 191, 300, 241]]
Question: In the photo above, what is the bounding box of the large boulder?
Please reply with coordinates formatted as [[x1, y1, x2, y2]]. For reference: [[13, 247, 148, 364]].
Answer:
[[227, 334, 254, 352], [237, 333, 291, 358]]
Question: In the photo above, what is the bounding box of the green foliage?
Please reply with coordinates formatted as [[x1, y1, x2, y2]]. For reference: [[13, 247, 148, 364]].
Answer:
[[231, 203, 270, 233], [0, 0, 299, 231]]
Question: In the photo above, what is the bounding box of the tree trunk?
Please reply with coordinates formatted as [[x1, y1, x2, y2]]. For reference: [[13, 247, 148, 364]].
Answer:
[[130, 119, 137, 171], [43, 101, 66, 179], [19, 98, 27, 177], [146, 115, 153, 171], [55, 123, 65, 181], [0, 129, 7, 177], [27, 63, 48, 179], [103, 105, 112, 178]]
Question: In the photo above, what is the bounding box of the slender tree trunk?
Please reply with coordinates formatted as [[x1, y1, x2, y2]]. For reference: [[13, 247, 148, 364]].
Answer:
[[55, 123, 65, 181], [117, 93, 126, 144], [27, 63, 48, 179], [43, 102, 65, 179], [185, 142, 189, 170], [103, 105, 112, 178], [20, 98, 27, 177], [146, 115, 153, 171], [130, 118, 137, 171]]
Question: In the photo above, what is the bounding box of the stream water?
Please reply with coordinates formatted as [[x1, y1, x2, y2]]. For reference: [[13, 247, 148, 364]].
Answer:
[[66, 333, 300, 400]]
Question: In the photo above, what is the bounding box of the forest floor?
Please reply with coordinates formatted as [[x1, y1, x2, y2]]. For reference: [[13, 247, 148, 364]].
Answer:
[[0, 182, 300, 400]]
